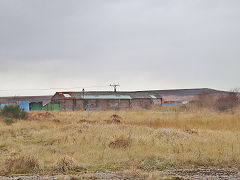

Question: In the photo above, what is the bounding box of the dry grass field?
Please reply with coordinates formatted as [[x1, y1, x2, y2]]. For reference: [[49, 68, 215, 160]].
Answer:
[[0, 105, 240, 178]]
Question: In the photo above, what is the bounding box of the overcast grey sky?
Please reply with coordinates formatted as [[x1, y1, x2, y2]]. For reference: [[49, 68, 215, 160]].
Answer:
[[0, 0, 240, 96]]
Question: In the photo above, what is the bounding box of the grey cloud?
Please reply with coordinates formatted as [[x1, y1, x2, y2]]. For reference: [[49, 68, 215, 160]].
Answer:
[[0, 0, 240, 96]]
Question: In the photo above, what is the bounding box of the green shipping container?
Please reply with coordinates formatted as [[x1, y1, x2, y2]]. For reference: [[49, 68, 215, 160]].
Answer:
[[53, 103, 60, 111], [30, 102, 43, 111]]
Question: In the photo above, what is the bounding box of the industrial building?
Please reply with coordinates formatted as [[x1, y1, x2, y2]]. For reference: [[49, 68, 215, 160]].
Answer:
[[51, 91, 163, 111]]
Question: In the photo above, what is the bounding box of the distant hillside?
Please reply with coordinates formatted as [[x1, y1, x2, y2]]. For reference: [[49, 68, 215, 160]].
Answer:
[[154, 88, 226, 96], [152, 88, 227, 101]]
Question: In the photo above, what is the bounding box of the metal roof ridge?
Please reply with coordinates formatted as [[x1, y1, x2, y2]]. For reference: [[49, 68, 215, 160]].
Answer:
[[57, 90, 159, 93]]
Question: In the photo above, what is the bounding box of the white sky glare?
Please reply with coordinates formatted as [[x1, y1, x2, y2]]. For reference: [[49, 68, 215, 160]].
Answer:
[[0, 0, 240, 96]]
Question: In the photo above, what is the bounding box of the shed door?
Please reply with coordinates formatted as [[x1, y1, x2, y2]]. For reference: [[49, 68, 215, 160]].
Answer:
[[53, 103, 60, 111]]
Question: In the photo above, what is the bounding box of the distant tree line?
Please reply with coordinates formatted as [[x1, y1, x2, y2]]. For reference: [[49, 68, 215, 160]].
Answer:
[[195, 89, 240, 112]]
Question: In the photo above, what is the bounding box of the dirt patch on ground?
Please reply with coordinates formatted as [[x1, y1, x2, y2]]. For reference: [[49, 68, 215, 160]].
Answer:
[[0, 171, 143, 180], [52, 118, 61, 123], [104, 114, 122, 124], [77, 119, 97, 124], [183, 129, 198, 135]]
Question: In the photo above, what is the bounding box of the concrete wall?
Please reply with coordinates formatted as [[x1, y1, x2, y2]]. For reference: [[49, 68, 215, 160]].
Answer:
[[76, 99, 84, 110], [130, 99, 153, 109], [118, 99, 130, 110]]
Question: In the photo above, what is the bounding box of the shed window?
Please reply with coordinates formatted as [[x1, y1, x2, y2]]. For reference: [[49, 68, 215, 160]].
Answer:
[[63, 94, 71, 98]]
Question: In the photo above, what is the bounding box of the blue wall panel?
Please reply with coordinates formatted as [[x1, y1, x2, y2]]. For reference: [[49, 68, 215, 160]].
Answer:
[[17, 101, 29, 112]]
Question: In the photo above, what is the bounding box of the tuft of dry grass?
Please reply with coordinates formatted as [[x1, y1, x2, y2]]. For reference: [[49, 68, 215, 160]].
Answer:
[[0, 107, 240, 175], [3, 155, 42, 174], [53, 156, 80, 173]]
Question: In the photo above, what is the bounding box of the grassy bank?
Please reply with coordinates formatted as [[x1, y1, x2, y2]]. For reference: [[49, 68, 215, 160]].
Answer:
[[0, 107, 240, 175]]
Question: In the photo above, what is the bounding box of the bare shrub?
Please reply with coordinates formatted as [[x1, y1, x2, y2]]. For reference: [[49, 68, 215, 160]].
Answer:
[[4, 155, 41, 174], [215, 92, 239, 112], [194, 93, 217, 108], [193, 90, 240, 113]]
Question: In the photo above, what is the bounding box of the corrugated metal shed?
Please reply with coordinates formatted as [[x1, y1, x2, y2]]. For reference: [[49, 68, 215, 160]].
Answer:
[[54, 91, 162, 100], [52, 91, 163, 111]]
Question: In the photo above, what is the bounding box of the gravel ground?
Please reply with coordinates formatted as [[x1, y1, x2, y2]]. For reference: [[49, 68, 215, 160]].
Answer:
[[0, 168, 240, 180], [162, 168, 240, 180], [0, 171, 141, 180]]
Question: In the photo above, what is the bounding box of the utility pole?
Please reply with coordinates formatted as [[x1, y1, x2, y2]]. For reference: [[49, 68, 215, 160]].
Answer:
[[82, 88, 85, 99], [82, 88, 85, 110], [109, 83, 120, 92]]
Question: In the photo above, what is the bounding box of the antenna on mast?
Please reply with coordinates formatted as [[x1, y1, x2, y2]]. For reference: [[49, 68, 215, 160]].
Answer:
[[109, 83, 120, 92]]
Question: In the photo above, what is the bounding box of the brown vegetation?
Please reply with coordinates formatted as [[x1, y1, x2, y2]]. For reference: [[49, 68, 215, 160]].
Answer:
[[0, 105, 240, 176]]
